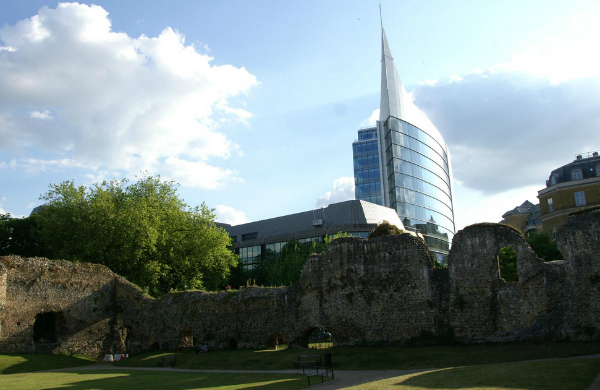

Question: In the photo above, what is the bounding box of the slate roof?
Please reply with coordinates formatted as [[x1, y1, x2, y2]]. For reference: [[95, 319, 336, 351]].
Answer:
[[218, 200, 403, 244], [502, 200, 536, 218], [546, 154, 600, 187]]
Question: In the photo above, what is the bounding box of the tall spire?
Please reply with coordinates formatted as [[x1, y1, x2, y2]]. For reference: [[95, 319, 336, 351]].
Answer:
[[379, 28, 405, 122]]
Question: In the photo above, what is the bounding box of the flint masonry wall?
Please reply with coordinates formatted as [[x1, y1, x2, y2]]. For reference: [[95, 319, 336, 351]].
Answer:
[[1, 210, 600, 357]]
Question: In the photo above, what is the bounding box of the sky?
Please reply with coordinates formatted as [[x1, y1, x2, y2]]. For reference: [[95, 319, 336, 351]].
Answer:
[[1, 0, 600, 233]]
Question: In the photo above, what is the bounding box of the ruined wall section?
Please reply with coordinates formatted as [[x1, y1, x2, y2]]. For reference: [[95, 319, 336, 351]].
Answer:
[[0, 256, 128, 356], [2, 211, 600, 356], [448, 224, 547, 341], [116, 284, 301, 353], [299, 235, 437, 344], [558, 209, 600, 339]]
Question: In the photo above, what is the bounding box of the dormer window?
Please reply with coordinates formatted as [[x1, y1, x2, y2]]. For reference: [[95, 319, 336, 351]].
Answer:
[[550, 175, 557, 185], [571, 169, 583, 180]]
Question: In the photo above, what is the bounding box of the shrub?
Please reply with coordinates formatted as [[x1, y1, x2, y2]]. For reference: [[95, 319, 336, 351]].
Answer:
[[367, 222, 403, 239]]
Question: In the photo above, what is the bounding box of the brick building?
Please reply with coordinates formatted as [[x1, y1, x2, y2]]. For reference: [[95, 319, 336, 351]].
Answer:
[[538, 151, 600, 239]]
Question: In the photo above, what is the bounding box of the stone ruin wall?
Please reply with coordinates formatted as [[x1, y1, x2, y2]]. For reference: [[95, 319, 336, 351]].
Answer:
[[1, 210, 600, 357]]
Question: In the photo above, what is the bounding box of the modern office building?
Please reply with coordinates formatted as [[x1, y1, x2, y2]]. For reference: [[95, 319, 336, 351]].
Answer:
[[353, 28, 455, 262], [538, 151, 600, 239], [218, 200, 407, 270]]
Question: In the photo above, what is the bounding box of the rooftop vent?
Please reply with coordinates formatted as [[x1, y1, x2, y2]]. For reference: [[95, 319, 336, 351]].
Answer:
[[313, 219, 324, 227], [576, 155, 582, 160]]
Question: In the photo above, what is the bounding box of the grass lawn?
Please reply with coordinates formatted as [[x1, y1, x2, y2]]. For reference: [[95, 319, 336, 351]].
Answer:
[[0, 370, 309, 390], [348, 358, 600, 390], [0, 353, 95, 375], [115, 341, 600, 370]]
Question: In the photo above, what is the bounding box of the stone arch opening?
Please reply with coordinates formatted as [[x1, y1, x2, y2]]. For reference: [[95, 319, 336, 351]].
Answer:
[[266, 332, 286, 350], [224, 337, 237, 350], [33, 312, 60, 344], [498, 246, 518, 282], [149, 342, 160, 352], [308, 327, 332, 349], [179, 327, 194, 348]]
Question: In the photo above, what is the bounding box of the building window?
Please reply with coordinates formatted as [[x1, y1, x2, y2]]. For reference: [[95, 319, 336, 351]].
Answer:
[[547, 198, 554, 212], [550, 175, 557, 185], [551, 224, 557, 240], [571, 169, 583, 180], [241, 232, 258, 241], [574, 191, 586, 206], [596, 164, 600, 177]]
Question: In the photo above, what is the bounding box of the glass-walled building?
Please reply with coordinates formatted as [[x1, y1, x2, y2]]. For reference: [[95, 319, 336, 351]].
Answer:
[[353, 28, 455, 262], [353, 127, 382, 205], [218, 199, 408, 270], [382, 117, 454, 259]]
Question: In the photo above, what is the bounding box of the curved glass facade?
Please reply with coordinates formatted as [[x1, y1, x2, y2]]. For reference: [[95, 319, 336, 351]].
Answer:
[[383, 117, 455, 260]]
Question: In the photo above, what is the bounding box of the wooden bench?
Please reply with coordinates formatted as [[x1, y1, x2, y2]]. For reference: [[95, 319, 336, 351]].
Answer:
[[306, 367, 334, 387], [293, 354, 322, 373], [157, 356, 176, 367]]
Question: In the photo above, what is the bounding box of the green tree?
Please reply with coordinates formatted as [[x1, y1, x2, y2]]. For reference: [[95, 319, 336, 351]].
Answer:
[[498, 247, 518, 282], [526, 231, 563, 261], [37, 174, 236, 296], [0, 213, 47, 258]]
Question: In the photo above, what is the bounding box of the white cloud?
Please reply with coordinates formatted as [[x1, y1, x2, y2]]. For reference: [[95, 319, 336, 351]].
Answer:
[[418, 80, 438, 86], [491, 7, 600, 84], [449, 74, 463, 83], [414, 71, 600, 195], [452, 182, 541, 232], [213, 205, 249, 225], [0, 3, 258, 188], [361, 109, 379, 127], [315, 177, 355, 208], [7, 158, 87, 174], [30, 110, 53, 119], [161, 157, 239, 189]]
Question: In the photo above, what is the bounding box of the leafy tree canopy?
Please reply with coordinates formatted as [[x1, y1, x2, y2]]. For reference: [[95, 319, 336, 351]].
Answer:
[[526, 231, 563, 261], [0, 213, 47, 258], [36, 174, 236, 296]]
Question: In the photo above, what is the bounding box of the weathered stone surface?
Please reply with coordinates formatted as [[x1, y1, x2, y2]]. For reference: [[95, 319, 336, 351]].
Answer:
[[1, 210, 600, 357]]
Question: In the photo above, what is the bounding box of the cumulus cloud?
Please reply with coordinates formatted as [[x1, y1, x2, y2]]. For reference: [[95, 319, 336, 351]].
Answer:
[[361, 109, 379, 127], [213, 205, 249, 225], [414, 71, 600, 195], [30, 110, 53, 119], [0, 3, 258, 188], [315, 177, 355, 208]]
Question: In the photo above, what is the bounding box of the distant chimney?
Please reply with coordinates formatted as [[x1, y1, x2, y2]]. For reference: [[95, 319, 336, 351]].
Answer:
[[576, 155, 582, 160]]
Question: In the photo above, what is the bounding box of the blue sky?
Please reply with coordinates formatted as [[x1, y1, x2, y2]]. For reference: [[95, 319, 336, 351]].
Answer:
[[1, 0, 600, 231]]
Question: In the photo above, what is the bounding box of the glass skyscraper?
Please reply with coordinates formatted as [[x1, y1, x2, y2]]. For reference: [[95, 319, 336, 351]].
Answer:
[[353, 127, 382, 205], [353, 28, 455, 262]]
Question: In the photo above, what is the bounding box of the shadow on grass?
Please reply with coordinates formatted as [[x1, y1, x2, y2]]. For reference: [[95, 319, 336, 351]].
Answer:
[[36, 370, 307, 390], [385, 358, 600, 390], [0, 354, 95, 375]]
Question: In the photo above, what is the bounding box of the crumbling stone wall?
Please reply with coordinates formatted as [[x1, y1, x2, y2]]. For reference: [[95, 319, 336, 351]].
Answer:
[[299, 234, 436, 344], [448, 223, 547, 341], [558, 210, 600, 339], [1, 210, 600, 357], [0, 257, 128, 356]]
